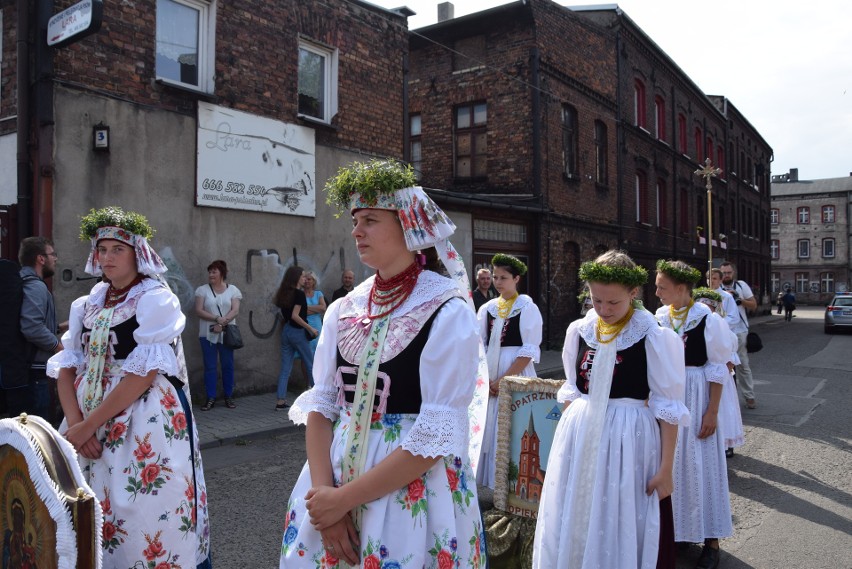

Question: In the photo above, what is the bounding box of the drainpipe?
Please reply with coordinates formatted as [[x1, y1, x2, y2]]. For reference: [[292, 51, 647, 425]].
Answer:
[[615, 30, 624, 247], [16, 0, 32, 239]]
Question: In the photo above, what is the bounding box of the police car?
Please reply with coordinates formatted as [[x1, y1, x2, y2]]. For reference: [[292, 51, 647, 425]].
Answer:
[[824, 292, 852, 334]]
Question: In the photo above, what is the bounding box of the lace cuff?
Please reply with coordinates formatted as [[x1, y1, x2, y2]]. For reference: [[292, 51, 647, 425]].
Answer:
[[517, 344, 541, 363], [649, 394, 690, 426], [556, 381, 580, 404], [289, 387, 339, 425], [704, 362, 728, 385], [46, 350, 85, 378], [121, 343, 179, 377], [401, 404, 468, 459]]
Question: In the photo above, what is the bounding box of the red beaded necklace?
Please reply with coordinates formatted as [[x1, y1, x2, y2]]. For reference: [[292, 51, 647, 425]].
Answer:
[[366, 262, 422, 320], [104, 275, 144, 308]]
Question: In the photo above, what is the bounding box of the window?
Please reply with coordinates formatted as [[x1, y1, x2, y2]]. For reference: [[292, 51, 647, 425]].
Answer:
[[634, 80, 646, 128], [797, 239, 810, 258], [823, 238, 835, 258], [654, 96, 666, 141], [635, 171, 648, 223], [741, 204, 747, 235], [594, 120, 608, 185], [731, 199, 737, 232], [705, 136, 713, 162], [821, 272, 835, 293], [797, 207, 810, 224], [694, 127, 702, 160], [677, 114, 687, 153], [562, 105, 579, 178], [155, 0, 215, 92], [409, 114, 422, 181], [656, 179, 667, 227], [298, 40, 339, 122], [679, 188, 689, 233], [716, 145, 725, 177], [770, 240, 779, 259], [770, 209, 779, 224], [822, 205, 836, 223], [795, 272, 809, 293], [455, 103, 487, 178], [771, 272, 780, 293]]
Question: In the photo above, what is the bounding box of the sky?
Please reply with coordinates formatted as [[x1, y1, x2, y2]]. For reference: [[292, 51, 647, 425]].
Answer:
[[368, 0, 852, 181]]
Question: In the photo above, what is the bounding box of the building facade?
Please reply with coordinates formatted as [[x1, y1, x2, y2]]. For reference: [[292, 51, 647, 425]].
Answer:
[[770, 169, 852, 302], [409, 0, 773, 346], [1, 0, 410, 393]]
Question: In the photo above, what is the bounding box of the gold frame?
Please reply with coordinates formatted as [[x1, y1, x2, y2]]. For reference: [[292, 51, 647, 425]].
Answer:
[[493, 376, 565, 517]]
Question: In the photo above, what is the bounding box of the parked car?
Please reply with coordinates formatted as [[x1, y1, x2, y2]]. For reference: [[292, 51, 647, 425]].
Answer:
[[824, 293, 852, 334]]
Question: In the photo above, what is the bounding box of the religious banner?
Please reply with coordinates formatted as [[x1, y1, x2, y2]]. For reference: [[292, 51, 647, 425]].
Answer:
[[493, 376, 564, 519], [0, 414, 102, 569]]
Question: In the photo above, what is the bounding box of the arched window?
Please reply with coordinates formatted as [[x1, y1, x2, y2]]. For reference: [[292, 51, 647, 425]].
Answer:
[[634, 80, 646, 128]]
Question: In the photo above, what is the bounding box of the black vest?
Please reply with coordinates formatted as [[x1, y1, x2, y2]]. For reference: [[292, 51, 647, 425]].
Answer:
[[486, 312, 523, 347], [574, 336, 650, 400], [83, 316, 139, 359], [682, 314, 709, 367]]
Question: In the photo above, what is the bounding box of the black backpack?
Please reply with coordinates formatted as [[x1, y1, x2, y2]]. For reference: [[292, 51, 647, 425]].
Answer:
[[0, 259, 35, 389]]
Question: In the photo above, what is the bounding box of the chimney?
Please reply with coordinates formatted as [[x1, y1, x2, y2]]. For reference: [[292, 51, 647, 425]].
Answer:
[[438, 2, 454, 22], [789, 168, 798, 182]]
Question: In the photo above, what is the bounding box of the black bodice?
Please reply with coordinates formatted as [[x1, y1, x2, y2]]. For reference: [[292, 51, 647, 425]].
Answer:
[[336, 301, 448, 414], [486, 312, 523, 347], [83, 316, 139, 359], [682, 314, 708, 367], [574, 336, 650, 400]]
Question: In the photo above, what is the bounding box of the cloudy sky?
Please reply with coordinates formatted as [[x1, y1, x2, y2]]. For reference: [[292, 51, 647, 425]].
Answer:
[[369, 0, 852, 181]]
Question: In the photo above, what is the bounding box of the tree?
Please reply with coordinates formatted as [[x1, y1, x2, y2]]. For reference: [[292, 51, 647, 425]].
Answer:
[[507, 460, 519, 492]]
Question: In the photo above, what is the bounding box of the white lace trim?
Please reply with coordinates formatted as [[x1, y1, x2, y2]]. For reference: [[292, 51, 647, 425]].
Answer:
[[85, 278, 164, 327], [483, 294, 533, 319], [557, 382, 580, 403], [400, 404, 469, 459], [703, 362, 729, 385], [46, 349, 85, 378], [121, 343, 180, 377], [655, 302, 711, 335], [517, 344, 541, 363], [288, 387, 339, 425], [577, 308, 657, 350], [338, 271, 460, 321], [649, 393, 690, 426]]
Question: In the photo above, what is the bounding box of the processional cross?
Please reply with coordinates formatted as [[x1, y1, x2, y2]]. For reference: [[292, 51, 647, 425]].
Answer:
[[694, 158, 722, 283]]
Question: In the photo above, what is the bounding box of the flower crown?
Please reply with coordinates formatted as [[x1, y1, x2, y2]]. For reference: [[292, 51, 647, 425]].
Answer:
[[491, 253, 528, 276], [692, 287, 722, 302], [324, 159, 417, 214], [79, 207, 154, 241], [578, 261, 648, 288], [656, 259, 702, 285]]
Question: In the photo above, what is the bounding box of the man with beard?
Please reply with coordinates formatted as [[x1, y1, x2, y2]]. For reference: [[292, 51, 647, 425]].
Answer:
[[720, 261, 757, 409], [17, 237, 64, 422], [331, 268, 355, 302]]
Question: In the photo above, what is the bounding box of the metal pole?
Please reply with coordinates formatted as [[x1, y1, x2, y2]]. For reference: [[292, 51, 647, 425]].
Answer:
[[707, 184, 713, 279]]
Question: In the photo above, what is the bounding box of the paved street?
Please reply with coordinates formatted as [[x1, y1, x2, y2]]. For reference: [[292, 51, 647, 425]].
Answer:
[[201, 306, 852, 568]]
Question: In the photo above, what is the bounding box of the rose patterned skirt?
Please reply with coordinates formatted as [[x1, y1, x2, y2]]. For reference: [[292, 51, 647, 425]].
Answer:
[[280, 409, 486, 568], [66, 362, 211, 569]]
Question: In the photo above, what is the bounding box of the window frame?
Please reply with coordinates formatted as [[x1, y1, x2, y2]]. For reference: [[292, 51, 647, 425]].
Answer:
[[409, 113, 422, 181], [454, 102, 488, 179], [654, 95, 666, 141], [821, 272, 835, 293], [155, 0, 216, 94], [795, 272, 809, 293], [656, 178, 667, 228], [822, 205, 836, 223], [822, 238, 835, 258], [770, 272, 780, 293], [634, 80, 646, 128], [797, 206, 810, 224], [562, 104, 579, 179], [594, 120, 608, 185], [770, 208, 779, 225], [679, 187, 689, 234], [770, 239, 779, 259], [297, 38, 339, 124], [677, 113, 687, 154], [635, 170, 649, 224], [797, 239, 810, 258]]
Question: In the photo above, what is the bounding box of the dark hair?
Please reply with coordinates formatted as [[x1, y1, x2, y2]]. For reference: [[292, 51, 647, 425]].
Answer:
[[720, 261, 736, 273], [207, 260, 228, 280], [274, 265, 304, 310], [18, 237, 53, 267]]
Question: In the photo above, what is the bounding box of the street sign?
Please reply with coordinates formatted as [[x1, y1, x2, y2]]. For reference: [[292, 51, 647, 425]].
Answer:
[[47, 0, 103, 48]]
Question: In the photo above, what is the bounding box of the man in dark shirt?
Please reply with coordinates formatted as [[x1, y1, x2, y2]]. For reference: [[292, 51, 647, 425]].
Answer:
[[331, 269, 355, 302], [473, 268, 498, 312]]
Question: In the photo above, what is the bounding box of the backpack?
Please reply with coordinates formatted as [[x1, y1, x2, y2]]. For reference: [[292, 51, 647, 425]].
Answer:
[[0, 259, 36, 389]]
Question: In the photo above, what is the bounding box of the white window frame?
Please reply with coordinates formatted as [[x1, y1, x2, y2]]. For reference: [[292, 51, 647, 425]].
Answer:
[[795, 272, 808, 293], [297, 38, 339, 124], [770, 208, 779, 225], [822, 205, 836, 223], [821, 272, 835, 293], [770, 240, 779, 259], [797, 239, 810, 258], [770, 272, 780, 293], [409, 113, 422, 181], [797, 207, 810, 224], [823, 238, 835, 258], [155, 0, 216, 94]]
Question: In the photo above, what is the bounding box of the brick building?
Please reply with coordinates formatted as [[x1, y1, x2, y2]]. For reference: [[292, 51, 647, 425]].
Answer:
[[409, 1, 773, 345], [770, 168, 852, 302], [0, 0, 410, 393]]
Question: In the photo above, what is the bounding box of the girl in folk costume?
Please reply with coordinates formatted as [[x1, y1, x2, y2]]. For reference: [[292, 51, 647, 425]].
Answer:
[[48, 207, 211, 569], [692, 288, 745, 458], [533, 250, 689, 569], [279, 160, 489, 568], [475, 253, 542, 488], [654, 261, 734, 569]]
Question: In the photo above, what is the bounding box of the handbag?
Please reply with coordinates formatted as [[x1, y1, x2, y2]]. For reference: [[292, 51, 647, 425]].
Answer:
[[746, 331, 763, 353], [210, 285, 244, 350]]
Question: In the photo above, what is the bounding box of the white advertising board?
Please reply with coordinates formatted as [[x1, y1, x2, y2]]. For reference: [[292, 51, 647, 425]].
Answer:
[[196, 102, 316, 216]]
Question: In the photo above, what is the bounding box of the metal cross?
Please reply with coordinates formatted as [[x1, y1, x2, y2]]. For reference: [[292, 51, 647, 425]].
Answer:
[[694, 158, 722, 283], [695, 158, 722, 191]]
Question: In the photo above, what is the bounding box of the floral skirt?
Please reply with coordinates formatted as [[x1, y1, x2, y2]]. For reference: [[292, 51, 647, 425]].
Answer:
[[280, 409, 486, 568]]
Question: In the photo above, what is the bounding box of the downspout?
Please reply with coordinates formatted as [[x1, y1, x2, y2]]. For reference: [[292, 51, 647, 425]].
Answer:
[[615, 29, 624, 247], [33, 0, 55, 238], [16, 0, 32, 239]]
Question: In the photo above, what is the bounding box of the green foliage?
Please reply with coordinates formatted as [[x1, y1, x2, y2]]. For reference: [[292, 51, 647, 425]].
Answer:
[[693, 287, 723, 302], [79, 206, 155, 241], [578, 261, 648, 287], [491, 253, 528, 276], [656, 259, 702, 284], [324, 159, 417, 214]]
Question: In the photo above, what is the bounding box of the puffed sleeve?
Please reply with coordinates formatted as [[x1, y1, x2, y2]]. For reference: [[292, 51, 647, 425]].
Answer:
[[401, 298, 480, 459], [288, 298, 342, 425], [46, 296, 88, 378], [726, 325, 741, 365], [556, 320, 582, 404], [517, 300, 543, 363], [121, 287, 184, 377], [646, 325, 690, 426], [702, 313, 732, 384]]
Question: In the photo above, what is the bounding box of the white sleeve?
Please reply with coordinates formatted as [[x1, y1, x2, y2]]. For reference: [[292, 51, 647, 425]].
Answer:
[[702, 313, 732, 385], [556, 321, 582, 403], [517, 301, 543, 363], [402, 298, 480, 459], [121, 288, 185, 377], [476, 303, 489, 345], [728, 328, 741, 365], [228, 285, 243, 300], [46, 296, 88, 378], [288, 299, 341, 424], [646, 325, 690, 426], [738, 280, 754, 300], [721, 292, 739, 330]]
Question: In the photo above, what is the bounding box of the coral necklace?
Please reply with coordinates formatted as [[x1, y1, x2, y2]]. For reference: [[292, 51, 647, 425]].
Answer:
[[669, 299, 694, 333], [596, 305, 634, 344], [366, 261, 422, 320], [104, 275, 144, 308]]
